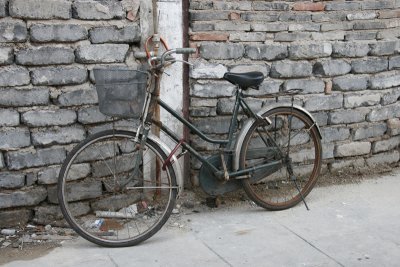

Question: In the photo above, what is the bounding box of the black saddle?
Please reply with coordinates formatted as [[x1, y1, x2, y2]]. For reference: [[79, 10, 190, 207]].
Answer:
[[223, 72, 264, 89]]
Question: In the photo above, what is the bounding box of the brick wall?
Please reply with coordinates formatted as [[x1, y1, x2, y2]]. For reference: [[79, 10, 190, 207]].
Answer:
[[188, 0, 400, 185], [0, 0, 143, 227]]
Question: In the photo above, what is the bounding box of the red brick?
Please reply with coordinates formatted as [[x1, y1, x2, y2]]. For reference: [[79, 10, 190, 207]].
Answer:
[[293, 2, 325, 12], [229, 12, 240, 20], [190, 33, 229, 41]]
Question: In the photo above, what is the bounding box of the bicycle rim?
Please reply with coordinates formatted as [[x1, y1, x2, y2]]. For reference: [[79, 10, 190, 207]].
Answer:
[[58, 130, 177, 247], [241, 107, 322, 210]]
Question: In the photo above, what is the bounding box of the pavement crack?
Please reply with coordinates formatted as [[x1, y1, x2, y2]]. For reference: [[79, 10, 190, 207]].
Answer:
[[108, 254, 119, 267], [200, 239, 233, 267], [280, 224, 346, 267]]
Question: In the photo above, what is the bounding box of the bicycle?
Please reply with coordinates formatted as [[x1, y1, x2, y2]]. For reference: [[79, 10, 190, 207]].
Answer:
[[58, 36, 323, 247]]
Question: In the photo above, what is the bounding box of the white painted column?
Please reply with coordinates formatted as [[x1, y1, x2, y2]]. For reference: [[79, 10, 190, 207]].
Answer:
[[157, 0, 184, 147]]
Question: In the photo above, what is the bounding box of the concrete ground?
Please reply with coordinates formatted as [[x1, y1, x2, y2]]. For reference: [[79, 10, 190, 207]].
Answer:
[[3, 171, 400, 267]]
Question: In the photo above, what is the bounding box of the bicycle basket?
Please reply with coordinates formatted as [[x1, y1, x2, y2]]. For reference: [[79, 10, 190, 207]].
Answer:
[[93, 68, 148, 118]]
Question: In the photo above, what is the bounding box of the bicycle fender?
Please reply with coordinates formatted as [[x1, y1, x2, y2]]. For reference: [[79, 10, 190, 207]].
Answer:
[[147, 134, 184, 197], [232, 104, 322, 171]]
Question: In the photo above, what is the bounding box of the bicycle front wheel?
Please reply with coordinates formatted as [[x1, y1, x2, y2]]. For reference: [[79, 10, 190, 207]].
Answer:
[[58, 130, 177, 247], [240, 107, 322, 210]]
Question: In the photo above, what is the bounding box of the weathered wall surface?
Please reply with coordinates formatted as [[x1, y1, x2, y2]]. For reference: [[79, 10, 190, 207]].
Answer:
[[0, 0, 145, 227], [188, 0, 400, 184]]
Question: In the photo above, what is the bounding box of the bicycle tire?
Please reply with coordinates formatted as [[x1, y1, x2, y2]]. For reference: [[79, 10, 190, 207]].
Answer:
[[240, 107, 322, 211], [58, 130, 177, 247]]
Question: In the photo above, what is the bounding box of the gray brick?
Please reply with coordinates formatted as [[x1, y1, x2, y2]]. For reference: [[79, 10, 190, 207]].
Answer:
[[0, 187, 47, 209], [0, 172, 25, 189], [230, 32, 269, 42], [289, 43, 332, 59], [352, 58, 388, 74], [38, 164, 90, 185], [0, 19, 27, 42], [283, 79, 325, 94], [214, 1, 252, 10], [9, 0, 71, 19], [331, 158, 366, 172], [377, 28, 400, 39], [190, 61, 227, 79], [368, 104, 400, 122], [32, 126, 86, 146], [270, 60, 313, 78], [279, 13, 311, 22], [191, 23, 214, 32], [190, 1, 213, 10], [321, 127, 351, 143], [244, 80, 282, 97], [345, 31, 377, 41], [369, 72, 400, 89], [382, 88, 400, 105], [6, 147, 66, 170], [335, 142, 371, 157], [289, 23, 320, 32], [192, 117, 232, 134], [0, 87, 49, 107], [0, 152, 4, 169], [304, 94, 343, 112], [333, 75, 369, 91], [0, 66, 31, 86], [370, 41, 397, 56], [58, 87, 98, 107], [76, 44, 129, 63], [191, 98, 218, 108], [245, 44, 288, 60], [353, 21, 387, 30], [313, 60, 351, 77], [30, 24, 88, 43], [325, 2, 361, 11], [330, 108, 370, 124], [73, 0, 123, 20], [388, 118, 400, 136], [366, 150, 400, 166], [22, 109, 76, 127], [190, 11, 229, 21], [16, 47, 74, 66], [0, 109, 19, 126], [0, 209, 32, 228], [26, 172, 37, 186], [241, 12, 279, 22], [190, 107, 217, 117], [373, 136, 400, 153], [78, 106, 113, 124], [354, 123, 388, 141], [311, 31, 345, 41], [362, 1, 394, 10], [217, 98, 263, 115], [312, 12, 348, 22], [253, 2, 289, 11], [201, 42, 244, 60], [0, 0, 6, 17], [344, 93, 381, 108], [191, 82, 235, 98], [0, 127, 30, 149], [214, 21, 251, 32], [347, 12, 377, 20], [274, 32, 312, 42], [90, 25, 140, 44], [48, 180, 102, 204], [31, 67, 88, 86], [389, 56, 400, 70], [332, 42, 370, 58], [251, 23, 288, 32], [322, 143, 334, 159], [0, 47, 13, 65]]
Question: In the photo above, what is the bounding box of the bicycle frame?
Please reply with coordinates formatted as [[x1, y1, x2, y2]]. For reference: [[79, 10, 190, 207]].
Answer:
[[143, 78, 283, 181]]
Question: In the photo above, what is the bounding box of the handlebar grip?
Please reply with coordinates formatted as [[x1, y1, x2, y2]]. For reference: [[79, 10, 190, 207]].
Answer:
[[175, 48, 197, 54]]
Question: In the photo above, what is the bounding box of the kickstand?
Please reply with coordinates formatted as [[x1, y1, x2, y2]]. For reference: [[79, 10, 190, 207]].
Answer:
[[292, 176, 310, 211]]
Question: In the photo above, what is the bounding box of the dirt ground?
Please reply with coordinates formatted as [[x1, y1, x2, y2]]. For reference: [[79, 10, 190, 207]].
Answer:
[[0, 163, 398, 265]]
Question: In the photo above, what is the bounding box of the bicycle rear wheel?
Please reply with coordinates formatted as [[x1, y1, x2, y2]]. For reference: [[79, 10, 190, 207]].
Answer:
[[58, 130, 177, 247], [240, 107, 322, 210]]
